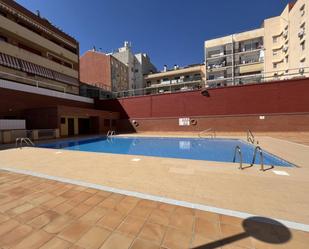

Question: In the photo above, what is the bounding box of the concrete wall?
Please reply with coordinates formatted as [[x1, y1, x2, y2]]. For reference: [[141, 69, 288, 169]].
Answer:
[[96, 78, 309, 132]]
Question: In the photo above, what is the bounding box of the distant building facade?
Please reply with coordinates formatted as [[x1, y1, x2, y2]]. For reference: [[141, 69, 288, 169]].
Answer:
[[204, 0, 308, 88], [112, 41, 157, 91], [0, 0, 80, 94], [143, 64, 205, 95], [80, 49, 129, 92]]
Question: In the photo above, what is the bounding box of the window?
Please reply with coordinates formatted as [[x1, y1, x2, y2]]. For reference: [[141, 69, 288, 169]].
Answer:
[[273, 36, 278, 43], [60, 118, 66, 124], [285, 56, 289, 63], [273, 63, 277, 69], [0, 35, 7, 42]]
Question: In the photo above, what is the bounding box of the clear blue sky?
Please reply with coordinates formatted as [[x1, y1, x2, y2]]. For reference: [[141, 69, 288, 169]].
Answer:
[[16, 0, 290, 70]]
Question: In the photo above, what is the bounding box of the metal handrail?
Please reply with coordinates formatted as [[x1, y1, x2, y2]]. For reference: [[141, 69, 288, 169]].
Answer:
[[233, 145, 243, 169], [251, 146, 265, 171], [15, 137, 35, 148], [247, 129, 255, 144], [107, 130, 116, 137], [199, 128, 216, 138]]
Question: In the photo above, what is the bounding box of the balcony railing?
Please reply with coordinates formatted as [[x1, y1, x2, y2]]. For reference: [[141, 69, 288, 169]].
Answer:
[[206, 67, 309, 89]]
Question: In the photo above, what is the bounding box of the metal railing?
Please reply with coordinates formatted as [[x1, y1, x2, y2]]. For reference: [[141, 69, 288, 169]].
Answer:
[[0, 68, 66, 93], [206, 66, 309, 89], [251, 146, 264, 171], [233, 145, 243, 169], [107, 130, 116, 137], [198, 128, 216, 138], [15, 137, 35, 148], [247, 129, 255, 144], [113, 80, 203, 99]]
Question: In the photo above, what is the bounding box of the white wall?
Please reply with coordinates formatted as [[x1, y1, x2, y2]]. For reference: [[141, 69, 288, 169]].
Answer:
[[0, 119, 26, 130]]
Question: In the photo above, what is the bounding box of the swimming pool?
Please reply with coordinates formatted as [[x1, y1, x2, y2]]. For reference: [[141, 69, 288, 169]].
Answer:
[[39, 136, 293, 167]]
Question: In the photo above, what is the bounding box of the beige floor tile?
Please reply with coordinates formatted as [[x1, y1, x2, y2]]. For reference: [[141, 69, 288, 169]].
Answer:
[[27, 210, 59, 229], [43, 214, 73, 234], [148, 209, 171, 226], [67, 203, 92, 219], [157, 202, 176, 213], [195, 218, 221, 240], [195, 210, 220, 223], [0, 213, 9, 223], [169, 212, 194, 233], [191, 235, 220, 248], [220, 224, 253, 248], [0, 219, 19, 237], [99, 232, 134, 249], [0, 224, 33, 248], [83, 194, 105, 207], [79, 206, 108, 224], [97, 209, 125, 230], [41, 196, 67, 209], [138, 222, 166, 244], [99, 197, 121, 209], [39, 237, 72, 249], [116, 215, 145, 236], [129, 205, 153, 219], [162, 227, 192, 249], [137, 199, 158, 209], [58, 220, 91, 243], [130, 238, 161, 249], [12, 230, 53, 249], [52, 201, 75, 214], [15, 206, 46, 224], [6, 203, 35, 217], [77, 226, 111, 249]]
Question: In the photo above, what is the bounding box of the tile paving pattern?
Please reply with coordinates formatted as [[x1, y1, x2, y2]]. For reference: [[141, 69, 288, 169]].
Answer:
[[0, 170, 308, 249]]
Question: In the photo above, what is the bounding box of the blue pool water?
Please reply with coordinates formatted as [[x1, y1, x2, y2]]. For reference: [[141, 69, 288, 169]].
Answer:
[[39, 136, 293, 167]]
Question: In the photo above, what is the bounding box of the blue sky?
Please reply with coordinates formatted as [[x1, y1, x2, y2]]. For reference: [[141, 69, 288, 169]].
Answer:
[[17, 0, 290, 70]]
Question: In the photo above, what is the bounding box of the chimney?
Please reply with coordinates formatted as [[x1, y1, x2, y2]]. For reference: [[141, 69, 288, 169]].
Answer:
[[174, 64, 178, 70], [163, 65, 167, 72], [36, 10, 41, 18]]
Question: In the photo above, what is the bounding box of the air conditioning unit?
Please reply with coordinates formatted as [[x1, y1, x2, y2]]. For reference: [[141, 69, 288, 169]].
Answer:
[[298, 29, 305, 38], [283, 46, 289, 52]]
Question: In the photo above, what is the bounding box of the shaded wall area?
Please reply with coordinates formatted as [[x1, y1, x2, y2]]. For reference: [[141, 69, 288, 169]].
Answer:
[[0, 87, 93, 119], [96, 78, 309, 132]]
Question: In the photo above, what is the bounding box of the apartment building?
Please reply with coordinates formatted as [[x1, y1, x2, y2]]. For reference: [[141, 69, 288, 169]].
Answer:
[[204, 0, 308, 88], [80, 49, 129, 92], [112, 41, 157, 90], [0, 0, 80, 94], [144, 64, 205, 95]]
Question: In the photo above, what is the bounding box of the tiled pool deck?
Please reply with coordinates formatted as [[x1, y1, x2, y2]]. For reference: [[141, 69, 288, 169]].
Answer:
[[0, 132, 309, 248], [0, 170, 308, 249]]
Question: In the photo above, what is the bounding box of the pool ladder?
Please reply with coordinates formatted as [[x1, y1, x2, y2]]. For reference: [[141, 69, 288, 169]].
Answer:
[[247, 129, 258, 144], [15, 137, 35, 149], [107, 130, 116, 137], [233, 145, 272, 171], [198, 128, 216, 139]]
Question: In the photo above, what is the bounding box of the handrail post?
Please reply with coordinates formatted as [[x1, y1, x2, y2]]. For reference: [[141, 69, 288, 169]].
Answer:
[[251, 146, 264, 171], [233, 145, 243, 169]]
